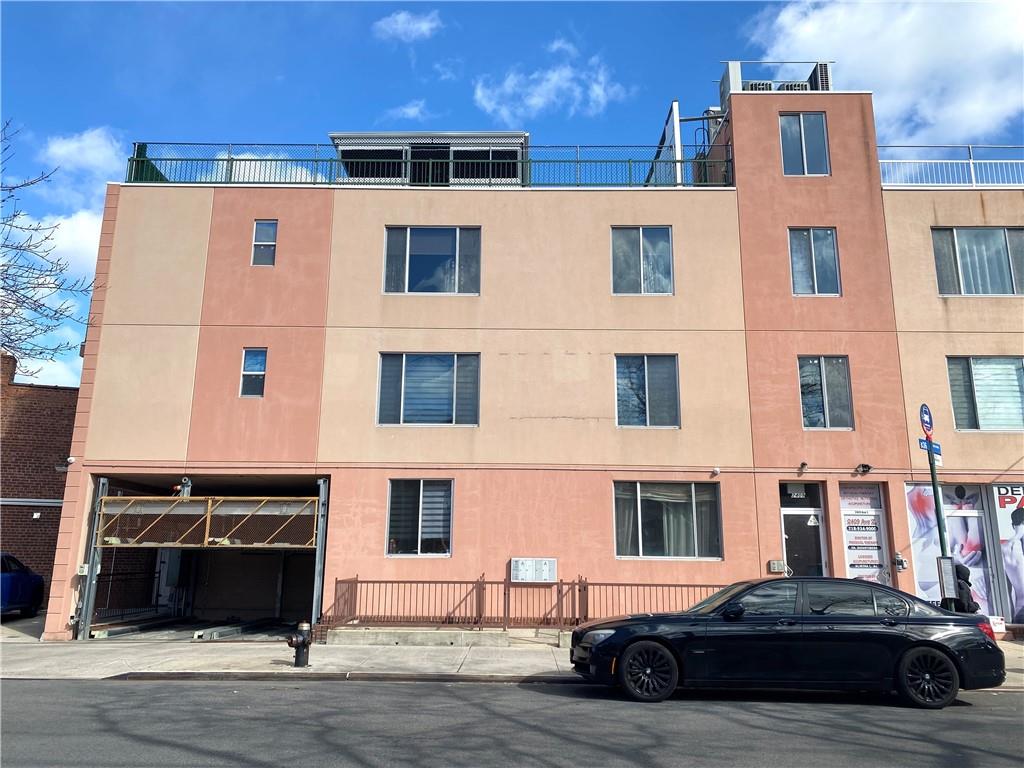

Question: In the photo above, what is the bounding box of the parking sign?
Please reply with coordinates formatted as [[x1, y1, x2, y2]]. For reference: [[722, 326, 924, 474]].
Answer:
[[919, 403, 933, 438]]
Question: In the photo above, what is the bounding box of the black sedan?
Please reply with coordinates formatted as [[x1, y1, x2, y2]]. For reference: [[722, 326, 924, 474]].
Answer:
[[570, 577, 1004, 708]]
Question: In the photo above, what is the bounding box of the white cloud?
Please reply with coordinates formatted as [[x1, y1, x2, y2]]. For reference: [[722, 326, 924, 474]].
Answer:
[[40, 127, 123, 177], [548, 38, 579, 59], [8, 127, 123, 387], [433, 58, 462, 82], [13, 352, 84, 387], [34, 126, 125, 211], [382, 99, 435, 123], [474, 54, 628, 128], [747, 1, 1024, 145], [40, 209, 103, 279], [373, 10, 443, 43]]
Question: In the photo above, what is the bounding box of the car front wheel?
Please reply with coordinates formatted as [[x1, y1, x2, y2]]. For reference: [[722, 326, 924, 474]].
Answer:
[[617, 641, 679, 703], [897, 646, 960, 709]]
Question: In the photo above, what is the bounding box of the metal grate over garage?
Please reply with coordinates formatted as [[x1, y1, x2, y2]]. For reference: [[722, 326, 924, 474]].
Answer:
[[96, 496, 319, 549]]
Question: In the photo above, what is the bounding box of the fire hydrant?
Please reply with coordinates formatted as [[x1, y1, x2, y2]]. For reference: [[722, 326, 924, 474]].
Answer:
[[286, 621, 311, 667]]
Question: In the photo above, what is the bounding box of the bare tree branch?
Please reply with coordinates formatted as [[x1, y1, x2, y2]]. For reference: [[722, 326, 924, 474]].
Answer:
[[1, 120, 94, 377]]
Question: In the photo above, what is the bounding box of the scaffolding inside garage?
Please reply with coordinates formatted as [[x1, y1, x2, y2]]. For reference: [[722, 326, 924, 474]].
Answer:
[[77, 478, 329, 640]]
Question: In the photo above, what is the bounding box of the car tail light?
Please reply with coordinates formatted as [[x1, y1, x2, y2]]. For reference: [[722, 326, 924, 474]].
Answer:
[[977, 621, 996, 641]]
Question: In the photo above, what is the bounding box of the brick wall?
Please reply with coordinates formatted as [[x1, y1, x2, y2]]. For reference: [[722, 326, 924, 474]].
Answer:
[[1, 353, 79, 600]]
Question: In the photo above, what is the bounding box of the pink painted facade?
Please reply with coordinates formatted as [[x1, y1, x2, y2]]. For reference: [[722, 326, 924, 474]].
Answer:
[[43, 77, 1024, 640]]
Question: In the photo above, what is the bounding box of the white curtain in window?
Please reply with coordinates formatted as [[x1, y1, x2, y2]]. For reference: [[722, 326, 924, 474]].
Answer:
[[957, 229, 1014, 294], [972, 357, 1024, 430]]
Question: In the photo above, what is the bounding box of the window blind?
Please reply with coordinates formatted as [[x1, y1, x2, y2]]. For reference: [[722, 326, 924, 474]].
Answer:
[[454, 354, 480, 425], [419, 480, 452, 554], [403, 354, 455, 424]]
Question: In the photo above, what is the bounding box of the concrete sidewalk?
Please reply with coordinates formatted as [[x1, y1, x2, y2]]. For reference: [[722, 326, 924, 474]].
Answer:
[[0, 639, 574, 682]]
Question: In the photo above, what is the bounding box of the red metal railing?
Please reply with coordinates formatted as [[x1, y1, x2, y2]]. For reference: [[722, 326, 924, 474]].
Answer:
[[314, 576, 725, 640]]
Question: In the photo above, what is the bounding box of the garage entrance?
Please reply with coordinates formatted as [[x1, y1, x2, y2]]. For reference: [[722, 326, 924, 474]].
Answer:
[[79, 475, 327, 641]]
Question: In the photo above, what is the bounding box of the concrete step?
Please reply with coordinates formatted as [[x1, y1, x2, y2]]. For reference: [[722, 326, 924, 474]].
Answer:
[[325, 627, 573, 648]]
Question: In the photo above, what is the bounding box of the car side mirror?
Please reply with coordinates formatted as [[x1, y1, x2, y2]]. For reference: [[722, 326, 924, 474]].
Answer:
[[722, 602, 745, 620]]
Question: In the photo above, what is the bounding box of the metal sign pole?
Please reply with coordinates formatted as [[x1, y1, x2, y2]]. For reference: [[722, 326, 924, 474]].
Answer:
[[927, 437, 949, 557], [919, 405, 949, 559]]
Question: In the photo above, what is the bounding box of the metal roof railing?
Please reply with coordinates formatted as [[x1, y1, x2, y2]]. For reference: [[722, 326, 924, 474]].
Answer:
[[124, 142, 733, 188], [878, 145, 1024, 187]]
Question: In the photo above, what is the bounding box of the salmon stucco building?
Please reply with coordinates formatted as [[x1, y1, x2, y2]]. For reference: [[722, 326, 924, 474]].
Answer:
[[42, 61, 1024, 641]]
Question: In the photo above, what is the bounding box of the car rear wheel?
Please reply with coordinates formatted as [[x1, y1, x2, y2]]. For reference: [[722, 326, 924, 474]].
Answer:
[[897, 646, 960, 709], [617, 641, 679, 703]]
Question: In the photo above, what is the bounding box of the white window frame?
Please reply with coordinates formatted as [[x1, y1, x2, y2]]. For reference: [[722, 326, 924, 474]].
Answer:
[[789, 227, 841, 297], [610, 226, 675, 296], [382, 226, 480, 296], [376, 352, 480, 427], [239, 347, 267, 398], [780, 112, 831, 177], [612, 480, 724, 561], [251, 220, 278, 267], [934, 227, 1023, 297], [613, 354, 681, 429], [385, 478, 454, 558], [798, 355, 854, 430], [946, 355, 1024, 432]]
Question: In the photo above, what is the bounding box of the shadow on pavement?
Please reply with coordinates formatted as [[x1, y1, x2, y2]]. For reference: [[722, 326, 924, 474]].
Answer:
[[519, 678, 976, 709], [0, 612, 45, 642]]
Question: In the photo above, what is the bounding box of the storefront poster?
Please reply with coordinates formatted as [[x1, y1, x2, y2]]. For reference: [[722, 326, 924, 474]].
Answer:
[[905, 484, 992, 615], [994, 485, 1024, 623], [840, 485, 887, 584]]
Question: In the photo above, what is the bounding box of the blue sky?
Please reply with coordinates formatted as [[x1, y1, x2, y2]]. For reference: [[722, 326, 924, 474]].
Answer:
[[3, 1, 1022, 385]]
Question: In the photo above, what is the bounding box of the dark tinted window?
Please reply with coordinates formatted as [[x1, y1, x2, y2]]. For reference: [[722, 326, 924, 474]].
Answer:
[[0, 557, 10, 573], [740, 582, 798, 615], [806, 582, 874, 616], [874, 590, 910, 617], [779, 482, 822, 508], [688, 583, 749, 614]]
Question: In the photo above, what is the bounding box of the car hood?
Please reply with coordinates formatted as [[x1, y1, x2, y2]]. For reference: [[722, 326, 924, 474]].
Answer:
[[576, 612, 698, 633]]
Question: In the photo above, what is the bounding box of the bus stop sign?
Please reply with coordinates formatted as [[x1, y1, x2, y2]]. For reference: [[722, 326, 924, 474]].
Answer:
[[919, 403, 933, 438]]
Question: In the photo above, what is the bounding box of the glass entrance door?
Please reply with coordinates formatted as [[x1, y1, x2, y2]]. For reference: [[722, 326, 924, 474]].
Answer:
[[780, 483, 829, 577]]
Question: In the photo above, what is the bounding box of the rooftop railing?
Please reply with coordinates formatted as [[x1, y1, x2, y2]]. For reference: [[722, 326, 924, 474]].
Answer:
[[124, 143, 733, 188], [878, 145, 1024, 187]]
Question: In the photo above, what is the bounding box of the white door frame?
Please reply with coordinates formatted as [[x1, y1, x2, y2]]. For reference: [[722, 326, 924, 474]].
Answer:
[[780, 504, 830, 577]]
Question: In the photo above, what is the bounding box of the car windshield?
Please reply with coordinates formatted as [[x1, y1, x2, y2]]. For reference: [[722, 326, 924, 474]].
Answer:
[[686, 583, 750, 615]]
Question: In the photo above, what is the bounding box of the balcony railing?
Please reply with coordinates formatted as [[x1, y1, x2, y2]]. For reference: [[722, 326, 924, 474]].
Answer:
[[879, 145, 1024, 187], [124, 143, 733, 188]]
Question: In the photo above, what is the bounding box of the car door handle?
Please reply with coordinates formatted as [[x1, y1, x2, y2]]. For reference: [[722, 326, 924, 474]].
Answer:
[[776, 619, 797, 627], [879, 618, 898, 627]]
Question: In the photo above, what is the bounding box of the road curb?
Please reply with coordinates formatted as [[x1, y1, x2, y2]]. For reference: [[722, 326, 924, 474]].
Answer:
[[104, 671, 583, 684]]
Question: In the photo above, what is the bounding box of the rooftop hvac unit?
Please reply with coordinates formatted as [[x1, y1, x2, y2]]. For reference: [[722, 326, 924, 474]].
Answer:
[[779, 81, 811, 91], [744, 80, 774, 92], [808, 62, 832, 91]]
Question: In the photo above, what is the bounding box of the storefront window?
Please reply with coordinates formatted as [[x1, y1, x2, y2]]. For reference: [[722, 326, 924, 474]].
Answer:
[[905, 484, 993, 615]]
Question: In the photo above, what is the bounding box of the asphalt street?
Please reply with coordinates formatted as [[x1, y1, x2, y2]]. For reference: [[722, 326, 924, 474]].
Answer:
[[2, 680, 1021, 768]]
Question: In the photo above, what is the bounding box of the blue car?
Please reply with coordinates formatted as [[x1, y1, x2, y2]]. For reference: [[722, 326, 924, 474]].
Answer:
[[0, 554, 45, 617]]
